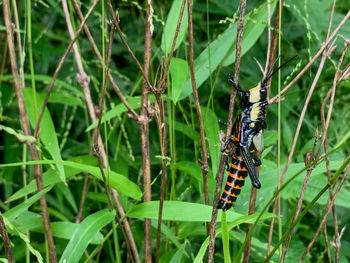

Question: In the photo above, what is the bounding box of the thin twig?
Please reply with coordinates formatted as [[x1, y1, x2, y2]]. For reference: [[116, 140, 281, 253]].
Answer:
[[155, 0, 187, 260], [208, 1, 247, 262], [141, 1, 153, 262], [2, 0, 58, 261], [65, 2, 141, 262], [71, 0, 139, 121], [269, 10, 350, 104], [0, 214, 15, 263], [106, 0, 152, 89], [266, 0, 283, 253], [187, 0, 210, 234], [298, 160, 350, 262], [33, 0, 99, 139], [279, 48, 329, 261]]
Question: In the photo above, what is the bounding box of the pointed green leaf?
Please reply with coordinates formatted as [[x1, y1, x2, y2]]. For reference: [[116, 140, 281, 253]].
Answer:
[[170, 58, 189, 103], [178, 1, 277, 101], [127, 201, 272, 222], [23, 89, 65, 182], [59, 209, 115, 263], [161, 0, 188, 54]]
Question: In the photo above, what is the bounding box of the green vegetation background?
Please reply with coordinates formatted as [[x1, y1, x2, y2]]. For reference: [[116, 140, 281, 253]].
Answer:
[[0, 0, 349, 262]]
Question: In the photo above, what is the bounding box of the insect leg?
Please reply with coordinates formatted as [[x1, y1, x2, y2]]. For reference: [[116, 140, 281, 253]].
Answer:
[[241, 145, 261, 189]]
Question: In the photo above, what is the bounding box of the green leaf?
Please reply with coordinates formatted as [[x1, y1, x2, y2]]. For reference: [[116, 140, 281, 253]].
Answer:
[[48, 92, 82, 107], [6, 155, 97, 203], [161, 0, 188, 54], [151, 220, 182, 249], [85, 95, 155, 132], [23, 89, 65, 182], [193, 212, 275, 263], [0, 159, 142, 200], [169, 58, 189, 103], [51, 222, 104, 245], [4, 187, 52, 221], [127, 201, 272, 222], [169, 243, 186, 263], [173, 161, 215, 193], [202, 107, 221, 176], [1, 214, 43, 263], [1, 74, 83, 97], [59, 209, 115, 263], [10, 212, 103, 245], [177, 1, 277, 102]]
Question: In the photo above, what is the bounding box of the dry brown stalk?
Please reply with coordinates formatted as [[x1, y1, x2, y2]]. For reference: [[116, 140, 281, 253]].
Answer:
[[63, 1, 140, 261], [280, 38, 349, 260], [0, 214, 15, 263], [265, 0, 284, 254], [106, 0, 152, 89], [269, 10, 350, 104], [187, 0, 210, 235], [208, 1, 247, 262], [298, 161, 350, 262], [2, 0, 58, 261], [155, 0, 187, 260], [279, 49, 329, 262], [140, 1, 153, 262], [70, 0, 139, 120], [33, 0, 99, 139]]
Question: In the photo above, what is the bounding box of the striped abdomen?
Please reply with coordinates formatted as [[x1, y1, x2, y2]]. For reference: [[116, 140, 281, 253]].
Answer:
[[217, 149, 247, 211]]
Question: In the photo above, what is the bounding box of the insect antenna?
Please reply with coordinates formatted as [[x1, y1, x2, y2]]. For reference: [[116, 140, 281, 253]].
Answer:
[[265, 54, 298, 82]]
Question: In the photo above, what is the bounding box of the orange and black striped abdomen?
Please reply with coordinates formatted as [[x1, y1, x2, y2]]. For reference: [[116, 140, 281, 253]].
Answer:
[[217, 149, 248, 211]]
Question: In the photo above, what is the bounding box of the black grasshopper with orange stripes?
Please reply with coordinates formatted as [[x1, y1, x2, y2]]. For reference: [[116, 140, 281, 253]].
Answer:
[[218, 55, 297, 211]]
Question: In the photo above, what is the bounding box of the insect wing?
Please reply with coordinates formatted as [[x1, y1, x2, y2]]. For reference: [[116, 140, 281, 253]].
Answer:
[[253, 130, 264, 152]]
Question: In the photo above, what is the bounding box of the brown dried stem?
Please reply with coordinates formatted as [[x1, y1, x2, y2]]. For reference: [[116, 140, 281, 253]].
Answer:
[[71, 0, 139, 120], [64, 2, 140, 262], [187, 0, 210, 233], [298, 161, 350, 262], [269, 10, 350, 104], [0, 214, 15, 263], [155, 0, 186, 260], [279, 47, 329, 261], [2, 0, 57, 261], [106, 0, 152, 89], [141, 1, 153, 262], [208, 0, 246, 262], [266, 0, 283, 254], [33, 0, 99, 139]]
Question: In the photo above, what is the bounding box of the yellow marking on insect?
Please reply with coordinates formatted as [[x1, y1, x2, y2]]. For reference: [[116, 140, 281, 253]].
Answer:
[[226, 181, 242, 189], [222, 197, 232, 203], [228, 172, 244, 180], [250, 103, 260, 121], [249, 123, 255, 128], [249, 84, 261, 103], [224, 189, 237, 197], [249, 85, 260, 92], [231, 163, 247, 171]]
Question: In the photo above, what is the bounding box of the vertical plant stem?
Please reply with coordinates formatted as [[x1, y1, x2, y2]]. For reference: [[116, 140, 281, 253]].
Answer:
[[0, 214, 15, 263], [142, 1, 153, 262], [277, 0, 283, 258], [11, 0, 25, 87], [2, 0, 58, 261], [221, 212, 230, 263], [155, 1, 186, 259], [208, 1, 246, 262], [187, 0, 210, 234]]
